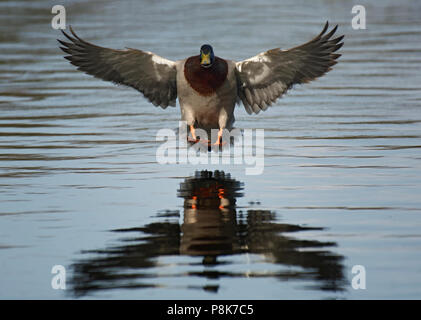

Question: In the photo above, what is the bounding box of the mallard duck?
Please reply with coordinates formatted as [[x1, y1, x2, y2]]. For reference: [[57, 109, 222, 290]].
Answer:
[[58, 22, 343, 145]]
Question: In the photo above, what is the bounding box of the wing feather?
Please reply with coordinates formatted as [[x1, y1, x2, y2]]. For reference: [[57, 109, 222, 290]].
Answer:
[[235, 22, 344, 114], [58, 26, 177, 109]]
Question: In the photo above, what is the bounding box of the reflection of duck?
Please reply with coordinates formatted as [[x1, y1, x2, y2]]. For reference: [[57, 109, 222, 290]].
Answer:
[[178, 170, 242, 257], [70, 171, 345, 297]]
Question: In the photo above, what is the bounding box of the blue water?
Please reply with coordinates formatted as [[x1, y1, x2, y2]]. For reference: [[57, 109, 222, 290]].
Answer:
[[1, 0, 421, 299]]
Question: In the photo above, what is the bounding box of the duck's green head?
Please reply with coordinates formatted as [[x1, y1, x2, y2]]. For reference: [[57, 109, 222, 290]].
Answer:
[[200, 44, 214, 68]]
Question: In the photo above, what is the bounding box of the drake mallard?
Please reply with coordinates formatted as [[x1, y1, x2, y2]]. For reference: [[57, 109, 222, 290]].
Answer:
[[58, 22, 343, 145]]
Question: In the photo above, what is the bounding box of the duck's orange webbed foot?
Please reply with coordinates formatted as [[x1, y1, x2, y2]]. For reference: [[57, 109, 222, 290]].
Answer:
[[187, 125, 210, 144], [213, 140, 227, 146], [188, 125, 211, 144]]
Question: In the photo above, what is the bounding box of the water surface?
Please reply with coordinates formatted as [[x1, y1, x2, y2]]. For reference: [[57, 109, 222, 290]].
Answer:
[[1, 0, 421, 299]]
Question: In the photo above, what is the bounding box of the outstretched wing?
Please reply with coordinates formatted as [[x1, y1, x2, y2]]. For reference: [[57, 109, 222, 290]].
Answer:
[[235, 22, 344, 114], [58, 27, 177, 109]]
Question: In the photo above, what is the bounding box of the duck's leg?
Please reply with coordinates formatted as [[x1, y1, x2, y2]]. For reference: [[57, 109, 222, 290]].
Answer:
[[188, 125, 198, 142], [213, 128, 224, 146], [188, 124, 210, 143], [213, 109, 230, 146], [183, 109, 199, 142]]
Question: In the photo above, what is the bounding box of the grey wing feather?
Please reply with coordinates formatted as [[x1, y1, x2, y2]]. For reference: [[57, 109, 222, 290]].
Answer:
[[58, 26, 177, 109], [235, 21, 344, 114]]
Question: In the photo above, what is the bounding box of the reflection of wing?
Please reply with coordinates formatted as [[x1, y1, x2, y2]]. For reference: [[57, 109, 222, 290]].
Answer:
[[58, 27, 177, 109], [235, 22, 344, 114]]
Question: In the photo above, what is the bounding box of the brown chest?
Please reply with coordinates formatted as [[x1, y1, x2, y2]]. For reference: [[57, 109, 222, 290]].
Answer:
[[184, 56, 228, 96]]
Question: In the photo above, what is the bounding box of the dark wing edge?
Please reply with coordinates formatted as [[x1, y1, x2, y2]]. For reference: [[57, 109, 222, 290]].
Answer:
[[235, 21, 344, 114], [58, 26, 177, 108]]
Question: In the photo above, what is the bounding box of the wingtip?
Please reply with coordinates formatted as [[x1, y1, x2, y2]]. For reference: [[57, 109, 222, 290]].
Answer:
[[334, 42, 344, 52], [57, 38, 67, 46], [320, 21, 342, 40], [69, 25, 76, 36], [61, 28, 76, 42], [60, 25, 80, 42], [68, 25, 88, 44], [317, 21, 329, 38], [323, 23, 339, 40], [330, 24, 338, 35]]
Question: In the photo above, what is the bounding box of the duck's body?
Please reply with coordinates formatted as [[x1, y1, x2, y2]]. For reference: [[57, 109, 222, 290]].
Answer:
[[177, 56, 237, 130], [58, 22, 343, 144]]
